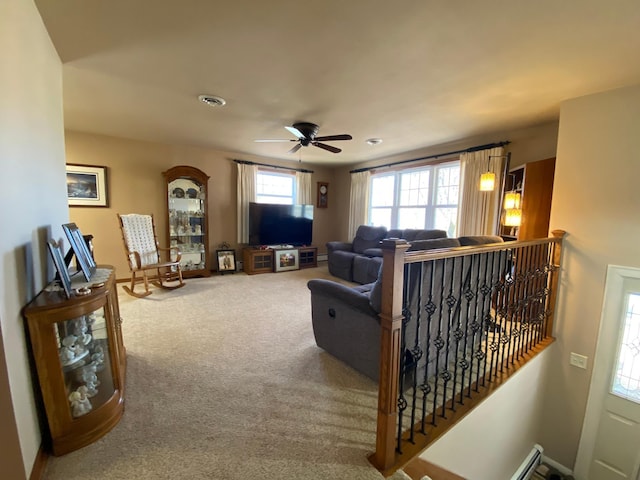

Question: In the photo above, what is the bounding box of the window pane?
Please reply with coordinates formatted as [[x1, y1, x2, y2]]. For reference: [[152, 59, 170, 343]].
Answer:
[[400, 170, 429, 206], [436, 166, 460, 205], [434, 207, 457, 237], [398, 207, 426, 229], [371, 175, 395, 207], [370, 208, 391, 228], [256, 172, 294, 204], [611, 292, 640, 403]]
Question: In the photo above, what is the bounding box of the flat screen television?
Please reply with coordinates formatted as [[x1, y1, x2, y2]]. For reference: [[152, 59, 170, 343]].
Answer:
[[249, 202, 313, 246]]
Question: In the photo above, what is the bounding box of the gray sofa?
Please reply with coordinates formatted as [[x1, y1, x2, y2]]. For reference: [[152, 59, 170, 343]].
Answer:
[[309, 235, 504, 382], [327, 225, 447, 284]]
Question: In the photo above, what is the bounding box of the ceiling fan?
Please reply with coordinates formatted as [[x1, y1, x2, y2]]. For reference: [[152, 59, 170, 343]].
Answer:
[[255, 122, 352, 154]]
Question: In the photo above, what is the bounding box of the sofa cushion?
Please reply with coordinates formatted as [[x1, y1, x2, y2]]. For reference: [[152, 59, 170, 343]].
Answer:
[[352, 225, 388, 254], [369, 266, 383, 313], [457, 235, 504, 246], [408, 237, 461, 251], [414, 229, 447, 240], [353, 255, 383, 285]]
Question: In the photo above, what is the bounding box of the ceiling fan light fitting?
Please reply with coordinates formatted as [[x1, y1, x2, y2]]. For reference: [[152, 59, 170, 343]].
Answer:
[[198, 95, 226, 107]]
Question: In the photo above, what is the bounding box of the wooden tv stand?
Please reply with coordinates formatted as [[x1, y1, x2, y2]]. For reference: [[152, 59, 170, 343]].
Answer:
[[243, 246, 317, 275]]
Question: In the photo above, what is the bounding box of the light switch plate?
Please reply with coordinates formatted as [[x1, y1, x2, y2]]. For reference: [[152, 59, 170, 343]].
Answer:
[[570, 352, 588, 369]]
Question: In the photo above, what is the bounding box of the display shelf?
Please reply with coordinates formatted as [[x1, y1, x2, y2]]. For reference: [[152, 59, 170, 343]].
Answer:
[[163, 166, 210, 277], [23, 267, 126, 455]]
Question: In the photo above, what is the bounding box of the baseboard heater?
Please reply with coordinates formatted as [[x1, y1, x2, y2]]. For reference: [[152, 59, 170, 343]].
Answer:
[[512, 444, 544, 480], [317, 253, 328, 262]]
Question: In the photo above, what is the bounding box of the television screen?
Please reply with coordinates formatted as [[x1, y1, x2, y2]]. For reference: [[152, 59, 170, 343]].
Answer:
[[62, 223, 96, 281], [249, 203, 313, 246]]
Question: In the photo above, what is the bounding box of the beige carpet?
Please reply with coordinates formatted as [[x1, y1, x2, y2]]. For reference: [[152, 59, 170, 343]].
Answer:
[[43, 264, 408, 480]]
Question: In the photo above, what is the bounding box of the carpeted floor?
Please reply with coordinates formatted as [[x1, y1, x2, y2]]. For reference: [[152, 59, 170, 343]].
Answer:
[[43, 264, 409, 480]]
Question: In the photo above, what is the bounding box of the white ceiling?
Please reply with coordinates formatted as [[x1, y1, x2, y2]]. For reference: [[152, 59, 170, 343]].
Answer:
[[35, 0, 640, 166]]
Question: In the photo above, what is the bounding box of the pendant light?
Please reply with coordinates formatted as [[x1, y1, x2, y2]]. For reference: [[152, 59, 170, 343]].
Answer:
[[479, 156, 495, 191]]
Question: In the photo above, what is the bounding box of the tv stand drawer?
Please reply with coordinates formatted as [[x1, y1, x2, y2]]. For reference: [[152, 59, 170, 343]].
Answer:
[[242, 248, 274, 275]]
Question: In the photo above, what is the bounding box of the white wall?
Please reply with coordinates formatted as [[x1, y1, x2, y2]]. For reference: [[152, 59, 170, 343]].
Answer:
[[420, 347, 554, 479], [0, 0, 67, 477], [542, 83, 640, 471]]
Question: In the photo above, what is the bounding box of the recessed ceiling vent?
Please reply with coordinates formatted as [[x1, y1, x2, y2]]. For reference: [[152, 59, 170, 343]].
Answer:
[[198, 95, 226, 107]]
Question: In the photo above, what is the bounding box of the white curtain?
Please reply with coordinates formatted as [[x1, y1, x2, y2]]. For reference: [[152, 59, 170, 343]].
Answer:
[[457, 146, 505, 236], [295, 171, 313, 205], [236, 163, 257, 243], [348, 171, 370, 239]]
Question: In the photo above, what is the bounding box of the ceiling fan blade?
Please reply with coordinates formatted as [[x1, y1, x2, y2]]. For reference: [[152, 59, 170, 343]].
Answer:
[[254, 139, 297, 143], [288, 143, 303, 154], [313, 142, 341, 153], [285, 125, 306, 139], [314, 134, 353, 142]]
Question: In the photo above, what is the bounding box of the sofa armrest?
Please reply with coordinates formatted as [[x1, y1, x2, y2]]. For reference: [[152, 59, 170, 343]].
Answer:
[[326, 241, 353, 253], [307, 279, 377, 316]]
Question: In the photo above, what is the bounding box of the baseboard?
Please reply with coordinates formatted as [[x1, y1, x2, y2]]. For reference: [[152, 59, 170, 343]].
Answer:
[[541, 456, 573, 476], [317, 253, 328, 262], [29, 444, 48, 480]]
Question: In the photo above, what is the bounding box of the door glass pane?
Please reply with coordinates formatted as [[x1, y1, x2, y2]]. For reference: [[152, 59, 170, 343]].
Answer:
[[611, 292, 640, 403]]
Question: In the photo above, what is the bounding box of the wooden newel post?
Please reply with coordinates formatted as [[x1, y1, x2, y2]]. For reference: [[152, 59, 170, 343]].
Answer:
[[547, 230, 566, 336], [370, 238, 410, 471]]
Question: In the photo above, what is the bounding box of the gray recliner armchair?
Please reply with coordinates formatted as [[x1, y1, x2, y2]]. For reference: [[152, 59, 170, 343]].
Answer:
[[326, 225, 388, 282]]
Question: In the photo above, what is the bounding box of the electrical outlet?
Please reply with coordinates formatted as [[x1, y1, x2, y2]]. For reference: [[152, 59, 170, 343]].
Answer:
[[570, 352, 588, 369]]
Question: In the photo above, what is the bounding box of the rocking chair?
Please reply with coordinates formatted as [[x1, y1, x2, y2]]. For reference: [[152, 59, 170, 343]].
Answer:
[[118, 213, 185, 297]]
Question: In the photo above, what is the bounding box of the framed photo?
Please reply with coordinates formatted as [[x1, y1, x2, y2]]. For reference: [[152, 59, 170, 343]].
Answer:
[[274, 249, 299, 272], [62, 223, 96, 281], [217, 249, 236, 274], [47, 240, 72, 298], [66, 164, 109, 207]]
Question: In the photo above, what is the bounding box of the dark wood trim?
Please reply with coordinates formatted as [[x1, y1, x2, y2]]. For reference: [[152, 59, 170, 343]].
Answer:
[[29, 444, 48, 480]]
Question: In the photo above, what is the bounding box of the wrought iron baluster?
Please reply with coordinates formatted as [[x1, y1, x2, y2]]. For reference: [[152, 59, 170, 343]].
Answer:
[[421, 260, 435, 433]]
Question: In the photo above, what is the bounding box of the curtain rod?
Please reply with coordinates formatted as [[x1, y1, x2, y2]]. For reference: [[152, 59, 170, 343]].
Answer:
[[234, 159, 314, 174], [349, 141, 511, 173]]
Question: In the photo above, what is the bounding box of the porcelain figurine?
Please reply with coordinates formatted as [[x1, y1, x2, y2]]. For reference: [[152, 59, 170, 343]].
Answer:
[[69, 388, 92, 417]]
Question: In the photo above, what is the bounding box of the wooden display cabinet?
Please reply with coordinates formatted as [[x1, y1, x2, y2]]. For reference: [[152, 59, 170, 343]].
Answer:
[[163, 165, 211, 277], [298, 246, 318, 269], [243, 248, 274, 275], [23, 267, 126, 455]]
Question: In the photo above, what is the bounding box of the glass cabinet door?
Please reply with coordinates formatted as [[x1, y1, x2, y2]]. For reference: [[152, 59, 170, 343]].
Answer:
[[164, 166, 210, 277], [55, 307, 114, 418]]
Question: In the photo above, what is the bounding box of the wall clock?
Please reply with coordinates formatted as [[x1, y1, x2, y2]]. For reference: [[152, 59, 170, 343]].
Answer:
[[317, 182, 328, 208]]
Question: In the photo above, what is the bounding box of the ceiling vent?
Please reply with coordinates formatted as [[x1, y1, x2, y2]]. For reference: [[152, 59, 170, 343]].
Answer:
[[198, 95, 226, 107]]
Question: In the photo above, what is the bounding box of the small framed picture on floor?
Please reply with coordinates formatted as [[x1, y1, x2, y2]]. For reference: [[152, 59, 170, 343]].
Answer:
[[216, 250, 236, 274]]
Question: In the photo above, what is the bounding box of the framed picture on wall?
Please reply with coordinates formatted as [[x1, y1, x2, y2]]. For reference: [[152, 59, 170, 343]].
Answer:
[[66, 164, 109, 207]]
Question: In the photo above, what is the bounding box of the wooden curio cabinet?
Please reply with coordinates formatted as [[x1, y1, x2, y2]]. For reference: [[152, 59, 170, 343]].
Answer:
[[163, 165, 210, 277], [23, 267, 126, 455]]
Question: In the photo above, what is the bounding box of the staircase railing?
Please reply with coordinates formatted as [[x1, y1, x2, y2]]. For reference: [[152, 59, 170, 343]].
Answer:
[[369, 231, 565, 475]]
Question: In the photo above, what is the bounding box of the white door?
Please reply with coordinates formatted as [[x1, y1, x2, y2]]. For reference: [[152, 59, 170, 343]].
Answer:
[[583, 267, 640, 480]]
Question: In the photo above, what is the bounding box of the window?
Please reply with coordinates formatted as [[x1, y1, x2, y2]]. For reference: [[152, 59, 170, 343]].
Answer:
[[612, 287, 640, 403], [369, 161, 460, 236], [256, 171, 295, 205]]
